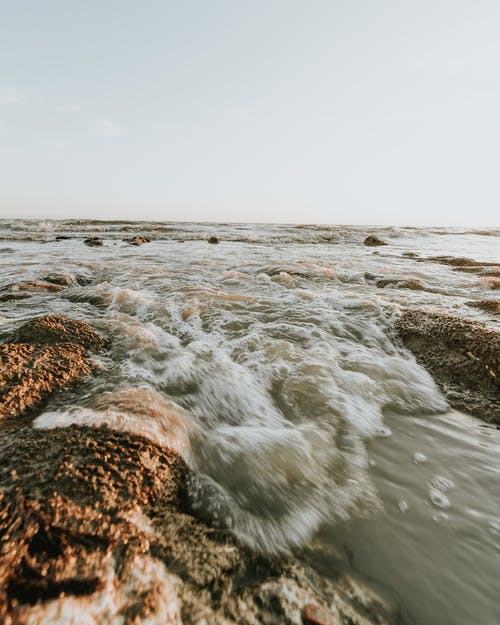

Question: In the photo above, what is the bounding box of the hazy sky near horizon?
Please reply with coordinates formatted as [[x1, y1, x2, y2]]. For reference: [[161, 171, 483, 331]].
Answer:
[[1, 1, 499, 226]]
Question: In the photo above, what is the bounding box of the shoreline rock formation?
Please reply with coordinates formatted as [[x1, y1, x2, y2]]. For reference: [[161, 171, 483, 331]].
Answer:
[[397, 310, 500, 423], [0, 316, 400, 625]]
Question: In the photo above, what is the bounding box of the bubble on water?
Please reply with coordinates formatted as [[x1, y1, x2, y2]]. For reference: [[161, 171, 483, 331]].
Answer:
[[414, 452, 427, 463], [399, 500, 409, 514], [430, 476, 454, 491], [430, 489, 450, 509]]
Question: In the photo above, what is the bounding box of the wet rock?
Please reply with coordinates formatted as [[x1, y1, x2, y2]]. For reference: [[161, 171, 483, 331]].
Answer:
[[0, 293, 31, 303], [42, 273, 78, 286], [364, 236, 387, 247], [84, 237, 104, 247], [1, 280, 63, 295], [0, 421, 400, 625], [207, 236, 220, 244], [124, 236, 150, 246], [0, 316, 106, 420], [0, 247, 15, 253], [428, 255, 477, 267], [302, 602, 336, 625], [396, 310, 500, 422], [55, 235, 72, 241], [466, 300, 500, 316], [0, 315, 399, 625], [375, 278, 426, 291], [476, 276, 500, 290], [401, 252, 419, 258], [9, 315, 106, 350]]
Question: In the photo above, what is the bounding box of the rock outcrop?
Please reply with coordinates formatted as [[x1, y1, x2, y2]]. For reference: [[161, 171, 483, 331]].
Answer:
[[397, 311, 500, 422], [0, 316, 106, 420], [0, 316, 400, 625], [363, 236, 387, 247]]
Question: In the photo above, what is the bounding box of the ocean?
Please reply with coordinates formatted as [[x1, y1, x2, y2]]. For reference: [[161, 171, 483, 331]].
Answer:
[[0, 219, 499, 625]]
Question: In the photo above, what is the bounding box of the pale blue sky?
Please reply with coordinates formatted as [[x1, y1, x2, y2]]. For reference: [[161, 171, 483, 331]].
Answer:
[[0, 0, 499, 225]]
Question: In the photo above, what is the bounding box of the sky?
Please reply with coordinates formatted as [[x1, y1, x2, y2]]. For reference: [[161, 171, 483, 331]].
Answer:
[[0, 0, 499, 226]]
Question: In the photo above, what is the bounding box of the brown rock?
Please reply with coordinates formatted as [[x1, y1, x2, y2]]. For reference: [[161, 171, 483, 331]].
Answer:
[[125, 236, 151, 246], [375, 278, 426, 291], [364, 236, 387, 247], [466, 300, 500, 316], [302, 602, 335, 625], [397, 310, 500, 422], [0, 316, 106, 420], [42, 273, 77, 286], [84, 238, 104, 247], [207, 236, 220, 244]]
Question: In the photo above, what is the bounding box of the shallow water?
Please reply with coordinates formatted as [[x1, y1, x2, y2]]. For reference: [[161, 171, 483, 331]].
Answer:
[[1, 220, 499, 625]]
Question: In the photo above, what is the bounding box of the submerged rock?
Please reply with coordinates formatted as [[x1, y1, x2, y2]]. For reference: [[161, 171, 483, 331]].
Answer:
[[124, 235, 150, 246], [396, 310, 500, 422], [42, 273, 78, 286], [364, 236, 387, 247], [0, 316, 105, 420], [84, 237, 104, 247], [466, 300, 500, 316], [375, 278, 426, 291]]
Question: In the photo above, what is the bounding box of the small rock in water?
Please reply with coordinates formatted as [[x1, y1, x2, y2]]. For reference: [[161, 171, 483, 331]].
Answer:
[[364, 236, 387, 246], [55, 235, 72, 240], [84, 237, 104, 247], [183, 472, 234, 529], [208, 236, 220, 244], [43, 273, 77, 286], [125, 235, 150, 246]]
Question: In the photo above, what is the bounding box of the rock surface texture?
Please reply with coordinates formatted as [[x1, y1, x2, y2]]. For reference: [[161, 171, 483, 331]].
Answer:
[[397, 311, 500, 423], [0, 316, 401, 625], [363, 236, 387, 246], [0, 316, 105, 420]]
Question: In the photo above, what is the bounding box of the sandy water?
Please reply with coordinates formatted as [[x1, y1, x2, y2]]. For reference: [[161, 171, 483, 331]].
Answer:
[[0, 220, 499, 625]]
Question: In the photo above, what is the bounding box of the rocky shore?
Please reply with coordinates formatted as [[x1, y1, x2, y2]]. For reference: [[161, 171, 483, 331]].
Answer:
[[397, 310, 500, 423], [0, 316, 400, 625]]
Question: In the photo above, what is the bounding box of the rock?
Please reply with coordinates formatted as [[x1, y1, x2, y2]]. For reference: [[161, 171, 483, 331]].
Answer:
[[55, 235, 72, 241], [401, 252, 419, 258], [0, 423, 401, 625], [0, 293, 31, 303], [1, 280, 63, 294], [42, 273, 78, 286], [466, 300, 500, 316], [0, 316, 399, 625], [124, 236, 150, 246], [476, 276, 500, 290], [0, 316, 106, 420], [375, 278, 426, 291], [84, 237, 104, 247], [0, 280, 64, 303], [363, 236, 387, 247], [207, 236, 220, 244], [302, 602, 336, 625], [396, 310, 500, 422]]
